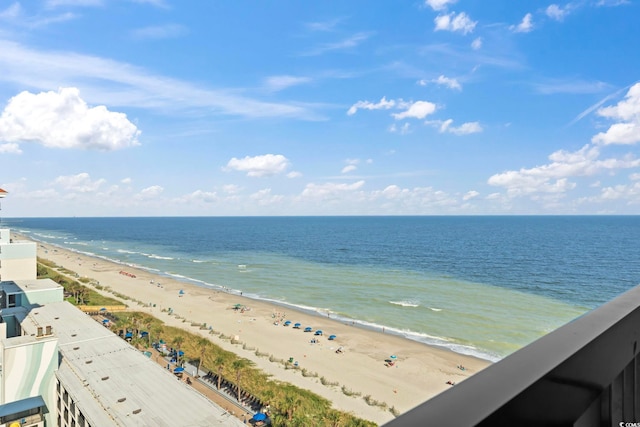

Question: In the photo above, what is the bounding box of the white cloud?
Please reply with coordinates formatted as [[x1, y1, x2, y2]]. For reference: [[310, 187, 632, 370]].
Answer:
[[54, 173, 106, 193], [342, 165, 357, 174], [439, 119, 483, 135], [225, 154, 291, 177], [138, 185, 164, 198], [546, 4, 568, 21], [264, 75, 312, 92], [471, 37, 482, 50], [302, 32, 373, 56], [342, 158, 360, 174], [131, 24, 187, 40], [534, 79, 610, 95], [0, 143, 21, 154], [596, 0, 630, 6], [463, 190, 480, 200], [511, 13, 534, 33], [121, 178, 132, 185], [389, 122, 411, 134], [287, 171, 303, 178], [592, 83, 640, 145], [434, 12, 476, 35], [488, 144, 640, 197], [0, 40, 316, 120], [305, 18, 344, 32], [250, 188, 284, 206], [0, 88, 141, 151], [301, 181, 366, 199], [434, 75, 462, 90], [424, 0, 457, 11], [347, 97, 395, 115], [392, 101, 437, 120]]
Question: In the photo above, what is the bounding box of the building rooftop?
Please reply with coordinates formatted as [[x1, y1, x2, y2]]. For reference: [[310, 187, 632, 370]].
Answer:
[[24, 301, 244, 426], [0, 279, 62, 295]]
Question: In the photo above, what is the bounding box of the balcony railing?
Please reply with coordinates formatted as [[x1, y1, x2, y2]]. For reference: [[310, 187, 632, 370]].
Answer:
[[384, 283, 640, 427]]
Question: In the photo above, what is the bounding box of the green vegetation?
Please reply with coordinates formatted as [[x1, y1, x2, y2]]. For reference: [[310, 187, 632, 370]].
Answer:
[[113, 311, 378, 427], [36, 259, 122, 307]]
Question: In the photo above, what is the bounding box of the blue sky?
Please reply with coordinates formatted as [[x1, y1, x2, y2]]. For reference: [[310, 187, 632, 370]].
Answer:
[[0, 0, 639, 217]]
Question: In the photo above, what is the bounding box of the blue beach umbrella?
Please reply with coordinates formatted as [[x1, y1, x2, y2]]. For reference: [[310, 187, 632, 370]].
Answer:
[[293, 323, 301, 329], [102, 319, 109, 324], [390, 355, 397, 360], [174, 367, 184, 373], [314, 330, 323, 336], [178, 350, 184, 356], [252, 413, 267, 422], [284, 320, 291, 326], [304, 327, 313, 332], [328, 335, 336, 340]]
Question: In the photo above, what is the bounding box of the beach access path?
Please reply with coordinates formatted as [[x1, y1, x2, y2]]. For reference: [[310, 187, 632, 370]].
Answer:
[[31, 236, 490, 425]]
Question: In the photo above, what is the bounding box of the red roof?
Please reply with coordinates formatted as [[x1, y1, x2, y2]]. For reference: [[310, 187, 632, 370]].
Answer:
[[0, 188, 7, 198]]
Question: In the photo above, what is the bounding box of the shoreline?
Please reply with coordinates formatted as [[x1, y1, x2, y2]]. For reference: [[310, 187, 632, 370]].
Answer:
[[24, 233, 491, 425]]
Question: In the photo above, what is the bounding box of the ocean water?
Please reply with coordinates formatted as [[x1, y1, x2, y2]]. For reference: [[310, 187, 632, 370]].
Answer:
[[6, 216, 640, 362]]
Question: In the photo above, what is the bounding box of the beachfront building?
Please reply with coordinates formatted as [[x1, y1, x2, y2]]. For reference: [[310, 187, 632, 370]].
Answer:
[[0, 228, 245, 427], [0, 228, 37, 282]]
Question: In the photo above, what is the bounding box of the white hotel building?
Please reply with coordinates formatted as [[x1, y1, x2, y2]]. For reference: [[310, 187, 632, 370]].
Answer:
[[0, 226, 244, 427]]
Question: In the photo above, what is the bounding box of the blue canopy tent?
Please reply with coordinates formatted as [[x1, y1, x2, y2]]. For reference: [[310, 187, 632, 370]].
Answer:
[[304, 327, 313, 332], [252, 413, 267, 422]]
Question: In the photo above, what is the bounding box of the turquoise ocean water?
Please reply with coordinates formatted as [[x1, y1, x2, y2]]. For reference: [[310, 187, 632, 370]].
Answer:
[[6, 216, 639, 362]]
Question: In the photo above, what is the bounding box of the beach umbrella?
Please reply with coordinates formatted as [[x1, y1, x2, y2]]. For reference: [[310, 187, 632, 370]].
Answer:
[[174, 367, 184, 373], [304, 327, 312, 332], [283, 320, 291, 326], [252, 413, 267, 422], [293, 323, 301, 328], [390, 355, 397, 360], [179, 289, 185, 295], [328, 334, 336, 340], [178, 350, 184, 356], [314, 330, 323, 336], [100, 307, 107, 311], [102, 319, 109, 324]]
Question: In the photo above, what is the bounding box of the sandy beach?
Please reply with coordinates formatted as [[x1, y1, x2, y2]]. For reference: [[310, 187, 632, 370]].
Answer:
[[30, 235, 490, 425]]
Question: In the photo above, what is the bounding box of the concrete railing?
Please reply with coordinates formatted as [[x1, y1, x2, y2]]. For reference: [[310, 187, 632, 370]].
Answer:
[[384, 284, 640, 427]]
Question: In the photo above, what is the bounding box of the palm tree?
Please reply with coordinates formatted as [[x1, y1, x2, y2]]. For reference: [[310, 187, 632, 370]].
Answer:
[[214, 354, 226, 390], [195, 337, 209, 378], [282, 387, 303, 421], [171, 335, 185, 364], [231, 358, 253, 403]]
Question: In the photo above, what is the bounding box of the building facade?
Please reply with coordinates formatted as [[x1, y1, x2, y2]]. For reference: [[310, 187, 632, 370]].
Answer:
[[0, 227, 244, 427]]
